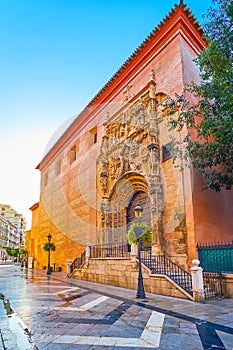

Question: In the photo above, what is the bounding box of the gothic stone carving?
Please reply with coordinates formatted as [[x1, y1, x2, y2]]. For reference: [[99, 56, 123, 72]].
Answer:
[[97, 87, 166, 244]]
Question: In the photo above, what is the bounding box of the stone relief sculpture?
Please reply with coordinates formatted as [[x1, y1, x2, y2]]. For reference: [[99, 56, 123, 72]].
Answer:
[[148, 143, 159, 175], [109, 154, 122, 179], [100, 170, 108, 195], [97, 85, 166, 249], [136, 103, 146, 127], [129, 140, 139, 159]]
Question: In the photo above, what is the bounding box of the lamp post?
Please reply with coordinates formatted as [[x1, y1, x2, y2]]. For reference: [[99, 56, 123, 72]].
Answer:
[[47, 234, 52, 275], [134, 205, 146, 299]]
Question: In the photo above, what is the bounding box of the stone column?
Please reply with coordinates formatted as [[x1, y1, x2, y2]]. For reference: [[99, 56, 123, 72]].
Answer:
[[191, 259, 205, 302], [67, 259, 72, 275], [149, 177, 163, 255], [86, 243, 92, 258], [85, 243, 92, 266], [28, 257, 34, 269]]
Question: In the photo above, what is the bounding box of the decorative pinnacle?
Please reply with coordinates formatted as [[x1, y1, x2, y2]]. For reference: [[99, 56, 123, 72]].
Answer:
[[180, 0, 184, 5], [149, 69, 156, 82]]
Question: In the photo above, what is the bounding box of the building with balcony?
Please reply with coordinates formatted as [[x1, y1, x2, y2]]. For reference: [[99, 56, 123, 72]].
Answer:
[[0, 204, 26, 248], [0, 215, 20, 260]]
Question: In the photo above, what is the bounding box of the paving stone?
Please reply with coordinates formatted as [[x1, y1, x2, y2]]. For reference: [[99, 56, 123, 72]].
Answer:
[[0, 266, 233, 349]]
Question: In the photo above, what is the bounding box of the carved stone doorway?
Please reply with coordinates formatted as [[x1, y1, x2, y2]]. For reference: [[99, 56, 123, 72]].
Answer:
[[126, 191, 151, 230]]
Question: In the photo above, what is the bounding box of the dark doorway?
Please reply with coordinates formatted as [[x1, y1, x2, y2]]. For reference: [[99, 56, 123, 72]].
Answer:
[[126, 191, 151, 230]]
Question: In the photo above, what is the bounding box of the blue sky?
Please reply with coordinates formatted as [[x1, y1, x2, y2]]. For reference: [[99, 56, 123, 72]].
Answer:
[[0, 0, 213, 228]]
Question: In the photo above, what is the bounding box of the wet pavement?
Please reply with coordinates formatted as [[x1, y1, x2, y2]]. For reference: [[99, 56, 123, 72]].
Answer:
[[0, 264, 232, 349]]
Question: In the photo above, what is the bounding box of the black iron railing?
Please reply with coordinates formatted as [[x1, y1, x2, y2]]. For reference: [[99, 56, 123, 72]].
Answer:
[[69, 243, 192, 296], [90, 242, 131, 258], [141, 248, 193, 296], [203, 272, 224, 299], [69, 250, 86, 275], [197, 241, 233, 273]]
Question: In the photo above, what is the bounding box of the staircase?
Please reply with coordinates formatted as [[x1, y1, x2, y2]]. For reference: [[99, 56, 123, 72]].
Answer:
[[68, 243, 193, 297], [69, 251, 86, 275], [140, 248, 193, 296]]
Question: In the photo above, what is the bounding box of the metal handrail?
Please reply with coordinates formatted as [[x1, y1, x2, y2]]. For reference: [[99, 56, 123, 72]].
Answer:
[[69, 250, 86, 275], [141, 249, 193, 296], [90, 242, 131, 258], [80, 250, 86, 265], [69, 243, 192, 296], [203, 272, 224, 299]]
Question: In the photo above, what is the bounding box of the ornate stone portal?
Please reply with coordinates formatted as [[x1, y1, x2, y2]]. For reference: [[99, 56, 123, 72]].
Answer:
[[97, 80, 167, 254]]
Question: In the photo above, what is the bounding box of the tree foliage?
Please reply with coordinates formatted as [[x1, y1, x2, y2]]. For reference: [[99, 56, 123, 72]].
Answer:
[[5, 247, 19, 257], [19, 248, 27, 255], [167, 0, 233, 191], [127, 222, 152, 246], [43, 243, 56, 252]]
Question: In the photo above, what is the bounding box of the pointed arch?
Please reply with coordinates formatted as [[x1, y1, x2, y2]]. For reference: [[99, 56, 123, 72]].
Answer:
[[101, 172, 150, 244]]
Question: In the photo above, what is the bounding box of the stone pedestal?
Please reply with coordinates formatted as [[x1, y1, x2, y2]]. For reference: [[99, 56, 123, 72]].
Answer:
[[191, 259, 205, 302], [67, 259, 72, 275]]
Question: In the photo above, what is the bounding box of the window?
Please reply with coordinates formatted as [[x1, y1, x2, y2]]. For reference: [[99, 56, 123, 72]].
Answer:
[[89, 127, 97, 146], [162, 142, 172, 162], [70, 145, 76, 163], [94, 132, 97, 144], [55, 159, 62, 175]]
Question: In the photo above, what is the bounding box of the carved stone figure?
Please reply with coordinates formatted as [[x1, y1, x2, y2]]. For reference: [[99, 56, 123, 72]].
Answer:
[[100, 136, 108, 158], [110, 133, 116, 147], [109, 155, 122, 179], [136, 103, 146, 127], [100, 170, 108, 195], [148, 143, 159, 174]]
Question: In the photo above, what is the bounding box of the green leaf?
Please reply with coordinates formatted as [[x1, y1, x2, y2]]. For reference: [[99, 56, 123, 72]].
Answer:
[[127, 222, 152, 246]]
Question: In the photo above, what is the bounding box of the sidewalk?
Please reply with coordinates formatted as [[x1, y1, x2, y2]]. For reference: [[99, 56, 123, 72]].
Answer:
[[0, 266, 233, 349], [54, 270, 233, 323], [0, 260, 15, 265]]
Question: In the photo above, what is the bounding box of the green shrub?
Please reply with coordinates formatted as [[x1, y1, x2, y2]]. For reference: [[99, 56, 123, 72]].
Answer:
[[127, 222, 152, 246], [43, 243, 56, 252]]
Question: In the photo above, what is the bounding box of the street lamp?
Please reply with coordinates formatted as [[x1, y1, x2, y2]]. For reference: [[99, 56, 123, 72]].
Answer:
[[134, 205, 146, 299], [47, 234, 52, 275]]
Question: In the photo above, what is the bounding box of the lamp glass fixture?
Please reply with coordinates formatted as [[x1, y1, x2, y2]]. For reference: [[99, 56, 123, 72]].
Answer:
[[134, 205, 143, 218]]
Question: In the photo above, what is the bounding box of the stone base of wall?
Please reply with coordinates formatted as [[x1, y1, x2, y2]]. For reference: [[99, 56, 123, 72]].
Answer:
[[71, 258, 193, 300]]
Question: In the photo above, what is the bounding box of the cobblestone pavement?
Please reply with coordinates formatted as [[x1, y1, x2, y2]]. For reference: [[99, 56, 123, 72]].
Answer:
[[0, 264, 232, 349]]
